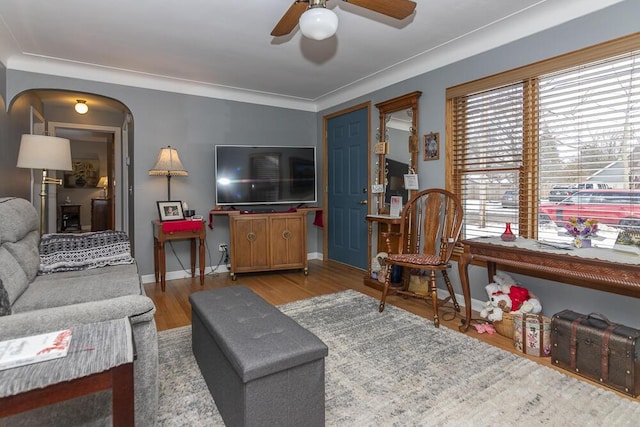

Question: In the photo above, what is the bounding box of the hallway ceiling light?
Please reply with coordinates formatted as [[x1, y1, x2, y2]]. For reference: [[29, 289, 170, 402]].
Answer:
[[75, 100, 88, 114]]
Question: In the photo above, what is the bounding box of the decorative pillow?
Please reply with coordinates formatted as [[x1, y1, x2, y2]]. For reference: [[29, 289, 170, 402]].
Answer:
[[39, 231, 134, 274], [0, 278, 11, 316]]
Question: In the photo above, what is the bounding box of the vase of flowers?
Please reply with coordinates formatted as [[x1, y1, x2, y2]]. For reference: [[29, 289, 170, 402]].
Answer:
[[565, 217, 598, 248]]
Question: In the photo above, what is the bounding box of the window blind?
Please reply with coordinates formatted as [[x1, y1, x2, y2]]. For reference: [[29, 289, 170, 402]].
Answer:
[[538, 51, 639, 230], [452, 83, 523, 238], [448, 34, 640, 242]]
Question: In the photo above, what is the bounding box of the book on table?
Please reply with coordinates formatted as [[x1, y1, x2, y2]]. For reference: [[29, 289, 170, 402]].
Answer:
[[0, 329, 72, 370]]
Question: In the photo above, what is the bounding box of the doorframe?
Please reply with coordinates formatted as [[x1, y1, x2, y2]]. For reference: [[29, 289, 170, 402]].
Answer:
[[49, 122, 127, 234], [322, 101, 372, 261]]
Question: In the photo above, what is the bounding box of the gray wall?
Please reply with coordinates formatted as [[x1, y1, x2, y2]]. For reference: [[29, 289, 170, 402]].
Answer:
[[4, 76, 319, 279], [319, 0, 640, 327]]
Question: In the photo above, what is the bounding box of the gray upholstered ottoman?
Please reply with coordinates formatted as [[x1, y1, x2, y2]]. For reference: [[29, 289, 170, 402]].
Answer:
[[189, 286, 328, 427]]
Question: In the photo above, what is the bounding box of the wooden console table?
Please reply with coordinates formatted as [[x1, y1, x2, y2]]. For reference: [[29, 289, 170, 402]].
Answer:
[[457, 237, 640, 332], [209, 208, 320, 280], [0, 318, 135, 425], [152, 219, 206, 292]]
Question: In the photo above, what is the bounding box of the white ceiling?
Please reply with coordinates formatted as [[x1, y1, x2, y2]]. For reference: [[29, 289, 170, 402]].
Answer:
[[0, 0, 625, 112]]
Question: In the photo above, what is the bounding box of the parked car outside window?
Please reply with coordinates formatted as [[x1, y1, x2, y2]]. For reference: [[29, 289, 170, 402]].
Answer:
[[549, 185, 575, 202], [501, 190, 518, 208], [538, 190, 640, 230], [548, 182, 611, 203]]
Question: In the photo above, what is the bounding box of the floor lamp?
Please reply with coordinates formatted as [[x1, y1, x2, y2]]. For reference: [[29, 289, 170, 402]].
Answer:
[[149, 146, 188, 200], [17, 134, 73, 235]]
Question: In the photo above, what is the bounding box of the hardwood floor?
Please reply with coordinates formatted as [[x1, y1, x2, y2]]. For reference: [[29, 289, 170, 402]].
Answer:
[[143, 259, 636, 401]]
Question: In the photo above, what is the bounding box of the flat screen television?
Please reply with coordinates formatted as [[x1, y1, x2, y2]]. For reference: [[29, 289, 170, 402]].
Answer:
[[215, 145, 317, 206]]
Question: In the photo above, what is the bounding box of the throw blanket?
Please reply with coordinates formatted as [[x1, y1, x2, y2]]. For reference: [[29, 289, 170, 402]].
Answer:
[[39, 231, 134, 274]]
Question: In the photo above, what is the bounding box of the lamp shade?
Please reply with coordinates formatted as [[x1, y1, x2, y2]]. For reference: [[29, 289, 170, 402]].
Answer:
[[149, 146, 188, 176], [299, 7, 338, 40], [17, 134, 73, 171], [96, 176, 108, 188]]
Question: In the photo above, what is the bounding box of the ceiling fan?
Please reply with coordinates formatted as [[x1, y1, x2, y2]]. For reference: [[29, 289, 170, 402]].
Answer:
[[271, 0, 417, 41]]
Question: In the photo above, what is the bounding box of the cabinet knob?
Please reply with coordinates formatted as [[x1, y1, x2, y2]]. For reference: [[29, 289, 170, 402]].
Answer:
[[282, 230, 291, 239], [247, 232, 256, 242]]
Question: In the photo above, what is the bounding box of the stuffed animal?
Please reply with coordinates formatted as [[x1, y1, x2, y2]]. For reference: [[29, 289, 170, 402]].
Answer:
[[493, 271, 517, 293], [480, 292, 512, 322], [371, 252, 388, 273], [508, 285, 530, 311], [373, 252, 389, 283], [484, 283, 500, 298], [518, 297, 543, 314]]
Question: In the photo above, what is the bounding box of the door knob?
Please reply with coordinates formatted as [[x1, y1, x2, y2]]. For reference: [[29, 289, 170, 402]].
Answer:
[[359, 200, 368, 205]]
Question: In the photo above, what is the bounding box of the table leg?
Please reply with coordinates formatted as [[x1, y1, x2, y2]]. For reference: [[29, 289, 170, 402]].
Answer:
[[190, 238, 196, 278], [199, 236, 205, 286], [486, 261, 496, 282], [153, 238, 159, 284], [458, 248, 473, 332], [367, 220, 373, 275], [159, 241, 166, 292], [111, 363, 134, 426]]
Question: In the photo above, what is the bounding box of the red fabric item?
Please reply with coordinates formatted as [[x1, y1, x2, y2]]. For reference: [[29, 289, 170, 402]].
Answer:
[[509, 285, 530, 311], [162, 220, 202, 233]]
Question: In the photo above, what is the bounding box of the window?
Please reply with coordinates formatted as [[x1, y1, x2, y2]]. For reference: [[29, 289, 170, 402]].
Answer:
[[447, 33, 640, 243]]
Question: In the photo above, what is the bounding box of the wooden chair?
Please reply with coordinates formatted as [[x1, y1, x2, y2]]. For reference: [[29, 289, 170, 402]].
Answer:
[[378, 188, 464, 327]]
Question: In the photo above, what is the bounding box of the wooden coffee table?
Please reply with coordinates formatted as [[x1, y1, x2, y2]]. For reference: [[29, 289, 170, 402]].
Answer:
[[0, 318, 135, 426]]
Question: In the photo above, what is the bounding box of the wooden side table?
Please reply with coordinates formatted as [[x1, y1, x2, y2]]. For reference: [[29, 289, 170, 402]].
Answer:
[[0, 318, 135, 426], [91, 198, 112, 231], [152, 219, 206, 291], [59, 204, 81, 232]]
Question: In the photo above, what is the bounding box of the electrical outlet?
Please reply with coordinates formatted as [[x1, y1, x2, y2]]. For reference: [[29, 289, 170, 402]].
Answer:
[[218, 243, 228, 252]]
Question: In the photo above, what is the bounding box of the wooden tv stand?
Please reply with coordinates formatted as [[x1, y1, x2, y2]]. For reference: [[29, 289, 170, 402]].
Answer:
[[211, 209, 318, 280]]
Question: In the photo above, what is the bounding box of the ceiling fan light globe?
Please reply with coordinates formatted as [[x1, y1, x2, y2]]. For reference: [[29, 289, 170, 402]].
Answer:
[[299, 8, 338, 41]]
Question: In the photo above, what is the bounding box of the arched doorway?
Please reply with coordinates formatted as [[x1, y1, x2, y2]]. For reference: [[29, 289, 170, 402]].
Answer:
[[10, 90, 134, 243]]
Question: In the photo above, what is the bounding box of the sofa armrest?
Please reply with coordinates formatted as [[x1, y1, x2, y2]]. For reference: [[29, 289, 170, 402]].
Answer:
[[0, 294, 155, 340]]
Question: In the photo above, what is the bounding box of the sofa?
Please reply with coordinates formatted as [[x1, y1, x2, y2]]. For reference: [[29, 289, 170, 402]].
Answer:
[[0, 197, 158, 426]]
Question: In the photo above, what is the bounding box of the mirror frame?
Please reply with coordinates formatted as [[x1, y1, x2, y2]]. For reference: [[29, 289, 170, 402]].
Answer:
[[374, 91, 422, 214]]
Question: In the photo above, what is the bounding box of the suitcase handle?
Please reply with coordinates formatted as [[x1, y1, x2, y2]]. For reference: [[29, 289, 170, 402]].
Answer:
[[586, 313, 612, 325]]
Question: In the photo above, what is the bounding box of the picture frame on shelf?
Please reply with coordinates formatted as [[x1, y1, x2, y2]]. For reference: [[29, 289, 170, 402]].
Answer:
[[157, 201, 185, 221], [424, 132, 440, 161]]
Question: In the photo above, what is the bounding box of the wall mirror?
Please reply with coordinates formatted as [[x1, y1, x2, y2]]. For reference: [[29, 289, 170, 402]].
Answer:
[[374, 91, 422, 214]]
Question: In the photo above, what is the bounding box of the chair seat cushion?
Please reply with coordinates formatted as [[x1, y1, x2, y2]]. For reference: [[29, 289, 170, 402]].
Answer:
[[387, 253, 444, 266]]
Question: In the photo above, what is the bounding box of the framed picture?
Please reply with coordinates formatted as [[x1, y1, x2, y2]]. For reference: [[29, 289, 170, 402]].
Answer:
[[157, 201, 185, 221], [64, 158, 100, 188], [424, 132, 440, 161]]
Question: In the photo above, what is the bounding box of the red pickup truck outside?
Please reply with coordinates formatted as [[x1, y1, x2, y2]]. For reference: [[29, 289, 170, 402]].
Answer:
[[538, 190, 640, 230]]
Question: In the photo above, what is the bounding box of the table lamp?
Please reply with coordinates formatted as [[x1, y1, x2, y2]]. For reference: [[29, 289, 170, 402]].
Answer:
[[17, 134, 73, 234], [149, 146, 188, 200], [97, 176, 109, 199]]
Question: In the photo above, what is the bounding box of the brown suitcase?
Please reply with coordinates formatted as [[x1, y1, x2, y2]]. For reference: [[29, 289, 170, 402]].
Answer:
[[551, 310, 640, 397]]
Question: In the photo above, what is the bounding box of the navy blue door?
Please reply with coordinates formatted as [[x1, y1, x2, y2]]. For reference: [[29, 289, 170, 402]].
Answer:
[[327, 107, 368, 269]]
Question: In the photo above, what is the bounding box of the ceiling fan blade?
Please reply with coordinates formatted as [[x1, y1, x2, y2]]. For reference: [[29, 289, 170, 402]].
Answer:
[[343, 0, 416, 20], [271, 1, 310, 37]]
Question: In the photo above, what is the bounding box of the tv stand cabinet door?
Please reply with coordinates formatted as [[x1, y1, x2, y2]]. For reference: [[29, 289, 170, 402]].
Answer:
[[269, 214, 306, 270], [230, 215, 269, 273]]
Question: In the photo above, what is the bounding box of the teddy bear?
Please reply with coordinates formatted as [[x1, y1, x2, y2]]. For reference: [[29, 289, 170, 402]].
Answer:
[[493, 271, 517, 293], [480, 291, 512, 322]]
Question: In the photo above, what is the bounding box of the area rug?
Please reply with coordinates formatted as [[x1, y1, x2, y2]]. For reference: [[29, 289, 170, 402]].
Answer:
[[156, 290, 640, 426]]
